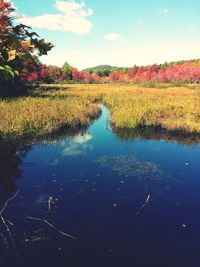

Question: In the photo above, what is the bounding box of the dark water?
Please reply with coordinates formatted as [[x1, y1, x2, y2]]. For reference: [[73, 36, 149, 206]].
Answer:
[[1, 106, 200, 267]]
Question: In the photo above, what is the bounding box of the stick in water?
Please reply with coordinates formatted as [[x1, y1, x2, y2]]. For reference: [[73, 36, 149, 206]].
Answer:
[[136, 194, 151, 215], [25, 217, 76, 240]]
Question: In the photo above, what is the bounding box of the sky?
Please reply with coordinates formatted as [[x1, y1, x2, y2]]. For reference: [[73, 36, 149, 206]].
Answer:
[[12, 0, 200, 70]]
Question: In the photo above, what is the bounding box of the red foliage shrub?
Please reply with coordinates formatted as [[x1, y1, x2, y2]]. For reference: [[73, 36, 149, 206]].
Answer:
[[22, 61, 200, 84]]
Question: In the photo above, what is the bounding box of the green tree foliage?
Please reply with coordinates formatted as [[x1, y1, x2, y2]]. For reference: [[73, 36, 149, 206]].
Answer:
[[82, 65, 128, 77], [82, 65, 119, 74], [0, 0, 53, 95], [97, 70, 111, 77], [62, 62, 73, 80]]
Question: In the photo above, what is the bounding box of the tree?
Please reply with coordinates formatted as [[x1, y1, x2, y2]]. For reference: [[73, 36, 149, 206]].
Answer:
[[0, 0, 54, 95], [62, 62, 73, 80]]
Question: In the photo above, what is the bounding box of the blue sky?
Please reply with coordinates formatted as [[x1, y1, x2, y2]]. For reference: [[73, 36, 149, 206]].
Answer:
[[13, 0, 200, 69]]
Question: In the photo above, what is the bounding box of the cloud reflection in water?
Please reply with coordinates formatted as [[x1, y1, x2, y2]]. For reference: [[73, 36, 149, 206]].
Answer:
[[62, 133, 93, 157]]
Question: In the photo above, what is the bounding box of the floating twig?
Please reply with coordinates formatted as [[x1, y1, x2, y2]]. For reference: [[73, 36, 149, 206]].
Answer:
[[0, 215, 16, 250], [48, 196, 54, 213], [5, 219, 14, 226], [24, 236, 51, 244], [136, 194, 151, 215], [25, 216, 76, 240], [145, 194, 151, 204], [0, 233, 8, 249], [0, 190, 19, 250], [0, 190, 19, 217]]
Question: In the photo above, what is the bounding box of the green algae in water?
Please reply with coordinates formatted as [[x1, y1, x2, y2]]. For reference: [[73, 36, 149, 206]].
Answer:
[[95, 155, 174, 182]]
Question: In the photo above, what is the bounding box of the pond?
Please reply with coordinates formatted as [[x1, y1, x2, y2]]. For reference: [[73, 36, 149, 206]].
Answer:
[[1, 106, 200, 267]]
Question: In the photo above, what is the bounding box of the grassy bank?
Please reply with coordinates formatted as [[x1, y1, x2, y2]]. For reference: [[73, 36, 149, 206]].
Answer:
[[0, 84, 200, 138], [0, 88, 100, 138], [102, 86, 200, 133]]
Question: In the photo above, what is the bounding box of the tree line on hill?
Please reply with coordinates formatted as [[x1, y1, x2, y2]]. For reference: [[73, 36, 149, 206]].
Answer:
[[25, 60, 200, 84]]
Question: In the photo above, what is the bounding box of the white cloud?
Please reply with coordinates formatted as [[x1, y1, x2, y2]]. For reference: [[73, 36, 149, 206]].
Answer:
[[55, 0, 85, 12], [104, 33, 122, 41], [158, 8, 169, 14], [17, 0, 93, 35]]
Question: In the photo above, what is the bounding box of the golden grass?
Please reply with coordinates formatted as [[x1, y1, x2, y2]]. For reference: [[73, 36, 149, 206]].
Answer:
[[102, 86, 200, 133], [0, 89, 99, 137], [1, 83, 200, 138]]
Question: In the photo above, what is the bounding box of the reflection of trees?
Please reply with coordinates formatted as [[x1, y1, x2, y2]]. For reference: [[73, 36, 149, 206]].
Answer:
[[0, 129, 86, 261], [0, 138, 32, 205], [0, 107, 99, 206], [0, 127, 89, 206], [113, 126, 200, 146]]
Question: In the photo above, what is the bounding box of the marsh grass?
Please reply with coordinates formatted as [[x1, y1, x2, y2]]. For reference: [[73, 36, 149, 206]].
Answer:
[[103, 86, 200, 133], [0, 88, 100, 138], [0, 83, 200, 138]]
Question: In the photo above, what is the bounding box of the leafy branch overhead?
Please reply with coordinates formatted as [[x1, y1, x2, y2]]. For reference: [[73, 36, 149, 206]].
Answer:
[[0, 0, 53, 81]]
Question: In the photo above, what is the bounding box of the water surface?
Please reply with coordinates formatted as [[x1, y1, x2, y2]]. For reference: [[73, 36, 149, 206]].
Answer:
[[1, 106, 200, 267]]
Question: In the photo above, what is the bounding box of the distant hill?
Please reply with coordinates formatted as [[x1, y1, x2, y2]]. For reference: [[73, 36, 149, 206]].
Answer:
[[82, 65, 121, 73], [80, 59, 200, 78], [82, 59, 200, 74]]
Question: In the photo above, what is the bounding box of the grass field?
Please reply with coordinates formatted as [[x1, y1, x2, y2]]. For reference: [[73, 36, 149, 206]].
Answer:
[[0, 83, 200, 138]]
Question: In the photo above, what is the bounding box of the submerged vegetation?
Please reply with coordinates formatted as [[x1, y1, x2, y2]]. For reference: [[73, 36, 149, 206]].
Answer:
[[0, 84, 200, 139], [95, 155, 177, 196], [96, 155, 171, 181]]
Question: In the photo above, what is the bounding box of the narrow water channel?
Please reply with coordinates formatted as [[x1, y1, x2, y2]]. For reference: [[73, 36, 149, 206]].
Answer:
[[1, 106, 200, 267]]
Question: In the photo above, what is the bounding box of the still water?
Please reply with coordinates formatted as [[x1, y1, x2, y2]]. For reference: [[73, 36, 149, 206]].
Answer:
[[0, 106, 200, 267]]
